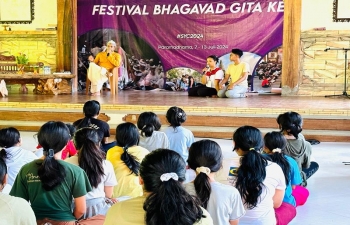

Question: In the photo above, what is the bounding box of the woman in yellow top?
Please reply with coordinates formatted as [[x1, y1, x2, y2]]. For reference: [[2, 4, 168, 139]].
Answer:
[[88, 40, 121, 96], [106, 122, 149, 199], [104, 149, 213, 225]]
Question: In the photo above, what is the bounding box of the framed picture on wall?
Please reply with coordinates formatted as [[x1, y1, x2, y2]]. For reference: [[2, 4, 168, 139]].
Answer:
[[333, 0, 350, 22], [0, 0, 34, 24]]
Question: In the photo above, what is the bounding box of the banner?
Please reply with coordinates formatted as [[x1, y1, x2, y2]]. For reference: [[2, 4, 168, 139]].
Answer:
[[77, 0, 284, 89]]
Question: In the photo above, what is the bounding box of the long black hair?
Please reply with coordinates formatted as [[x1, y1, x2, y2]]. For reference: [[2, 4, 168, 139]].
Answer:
[[277, 111, 303, 139], [166, 106, 187, 129], [141, 149, 204, 225], [187, 140, 223, 208], [137, 112, 162, 137], [37, 121, 70, 191], [76, 100, 101, 129], [116, 122, 140, 175], [0, 127, 20, 160], [0, 158, 7, 189], [233, 126, 267, 209], [264, 131, 290, 185], [74, 127, 105, 188]]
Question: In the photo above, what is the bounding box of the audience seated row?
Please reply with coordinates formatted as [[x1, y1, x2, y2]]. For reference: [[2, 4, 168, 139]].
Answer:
[[0, 101, 318, 225]]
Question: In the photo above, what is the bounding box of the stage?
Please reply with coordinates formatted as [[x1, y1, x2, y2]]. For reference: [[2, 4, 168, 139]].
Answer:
[[0, 89, 349, 115], [0, 89, 349, 142]]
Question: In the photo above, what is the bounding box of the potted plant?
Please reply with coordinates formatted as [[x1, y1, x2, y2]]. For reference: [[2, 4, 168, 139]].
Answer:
[[16, 53, 29, 74]]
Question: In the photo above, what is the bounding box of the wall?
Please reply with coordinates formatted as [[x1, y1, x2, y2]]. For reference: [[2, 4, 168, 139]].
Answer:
[[299, 30, 350, 96], [301, 0, 350, 31], [297, 1, 350, 96], [0, 31, 57, 72], [3, 0, 57, 31]]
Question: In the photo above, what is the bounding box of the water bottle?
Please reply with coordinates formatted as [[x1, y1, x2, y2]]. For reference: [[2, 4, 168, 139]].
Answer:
[[82, 45, 86, 54]]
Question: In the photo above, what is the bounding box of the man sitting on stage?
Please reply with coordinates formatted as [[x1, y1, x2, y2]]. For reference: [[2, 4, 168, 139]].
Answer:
[[88, 40, 121, 96], [218, 48, 250, 98]]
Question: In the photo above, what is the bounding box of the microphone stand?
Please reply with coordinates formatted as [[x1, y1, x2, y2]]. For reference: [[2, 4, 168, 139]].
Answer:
[[324, 48, 350, 98]]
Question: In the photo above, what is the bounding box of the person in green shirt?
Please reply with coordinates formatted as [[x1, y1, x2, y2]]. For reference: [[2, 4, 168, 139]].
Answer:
[[10, 121, 92, 224]]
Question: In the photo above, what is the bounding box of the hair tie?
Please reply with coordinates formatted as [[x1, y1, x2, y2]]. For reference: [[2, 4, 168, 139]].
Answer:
[[160, 172, 178, 182], [249, 148, 255, 151], [272, 148, 282, 153], [196, 166, 211, 175], [48, 149, 55, 158], [177, 112, 183, 118], [123, 147, 129, 153]]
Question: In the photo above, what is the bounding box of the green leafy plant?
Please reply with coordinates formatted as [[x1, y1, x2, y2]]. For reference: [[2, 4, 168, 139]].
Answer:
[[16, 53, 29, 65]]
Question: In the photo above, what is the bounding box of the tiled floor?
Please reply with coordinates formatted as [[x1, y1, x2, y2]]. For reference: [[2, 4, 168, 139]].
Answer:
[[18, 131, 350, 225]]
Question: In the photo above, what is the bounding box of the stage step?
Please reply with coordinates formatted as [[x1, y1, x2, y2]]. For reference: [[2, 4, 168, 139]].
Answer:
[[0, 111, 349, 142]]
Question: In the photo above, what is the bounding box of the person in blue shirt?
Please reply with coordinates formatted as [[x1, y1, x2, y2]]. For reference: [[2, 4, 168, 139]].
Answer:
[[164, 106, 194, 162], [264, 131, 309, 207]]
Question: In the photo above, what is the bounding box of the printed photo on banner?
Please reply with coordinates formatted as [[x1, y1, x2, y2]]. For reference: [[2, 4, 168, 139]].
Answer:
[[77, 0, 284, 93]]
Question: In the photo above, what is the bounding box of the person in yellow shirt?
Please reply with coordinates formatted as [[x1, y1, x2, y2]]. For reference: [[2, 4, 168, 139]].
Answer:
[[218, 49, 250, 98], [88, 40, 121, 96], [106, 122, 149, 199], [104, 149, 213, 225]]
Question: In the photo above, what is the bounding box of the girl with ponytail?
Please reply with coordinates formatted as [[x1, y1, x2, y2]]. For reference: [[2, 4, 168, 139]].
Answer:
[[66, 127, 117, 218], [137, 112, 169, 151], [106, 122, 149, 198], [277, 111, 319, 186], [0, 127, 37, 186], [10, 121, 92, 224], [232, 126, 286, 225], [105, 149, 213, 225], [264, 132, 309, 209], [73, 100, 111, 149], [185, 140, 245, 225]]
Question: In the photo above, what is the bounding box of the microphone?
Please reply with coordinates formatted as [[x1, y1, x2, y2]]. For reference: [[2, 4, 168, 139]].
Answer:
[[202, 65, 209, 74], [324, 48, 330, 52]]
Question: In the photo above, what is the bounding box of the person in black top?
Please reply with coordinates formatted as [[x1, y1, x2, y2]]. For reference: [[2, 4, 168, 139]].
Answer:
[[73, 100, 114, 152]]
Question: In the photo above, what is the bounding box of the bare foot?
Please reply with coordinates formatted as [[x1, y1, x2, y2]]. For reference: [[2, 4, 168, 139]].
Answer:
[[91, 92, 100, 96]]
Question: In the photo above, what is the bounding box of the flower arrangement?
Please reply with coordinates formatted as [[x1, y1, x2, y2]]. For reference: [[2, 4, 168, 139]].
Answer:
[[16, 53, 29, 65]]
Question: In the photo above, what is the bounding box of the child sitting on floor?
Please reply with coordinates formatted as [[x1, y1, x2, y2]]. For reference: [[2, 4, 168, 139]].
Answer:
[[277, 111, 319, 186], [164, 106, 195, 162]]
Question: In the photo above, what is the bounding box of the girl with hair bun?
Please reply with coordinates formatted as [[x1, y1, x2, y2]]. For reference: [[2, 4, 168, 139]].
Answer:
[[230, 126, 286, 225], [277, 111, 319, 186], [104, 149, 213, 225], [10, 121, 92, 224], [0, 127, 37, 186], [164, 106, 195, 162], [0, 158, 36, 225], [106, 122, 149, 198], [66, 127, 118, 218], [188, 55, 224, 97], [137, 112, 169, 151], [185, 139, 245, 225]]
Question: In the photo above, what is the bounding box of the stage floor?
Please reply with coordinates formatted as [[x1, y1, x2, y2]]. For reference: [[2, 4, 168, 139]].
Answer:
[[0, 90, 350, 117]]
